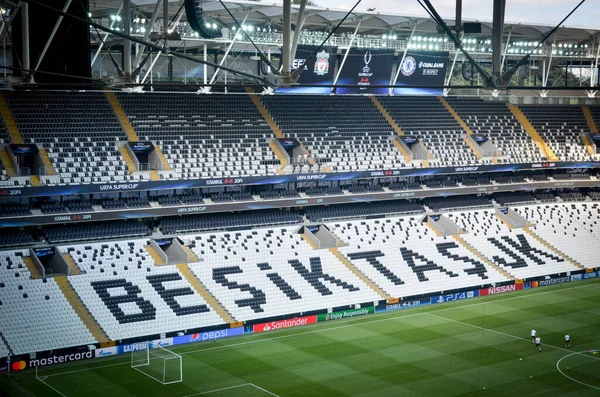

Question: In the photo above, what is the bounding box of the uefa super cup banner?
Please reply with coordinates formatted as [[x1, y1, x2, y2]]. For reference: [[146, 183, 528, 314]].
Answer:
[[393, 51, 449, 95], [336, 48, 395, 94], [276, 45, 337, 94]]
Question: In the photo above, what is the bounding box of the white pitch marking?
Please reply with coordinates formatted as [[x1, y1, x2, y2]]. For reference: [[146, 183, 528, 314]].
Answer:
[[556, 351, 600, 391]]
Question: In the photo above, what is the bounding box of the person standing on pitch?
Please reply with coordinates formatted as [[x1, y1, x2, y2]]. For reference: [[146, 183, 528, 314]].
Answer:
[[531, 328, 536, 344], [535, 336, 542, 351], [565, 333, 571, 347]]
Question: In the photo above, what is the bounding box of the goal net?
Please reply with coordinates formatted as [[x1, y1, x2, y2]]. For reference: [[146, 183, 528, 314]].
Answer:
[[131, 342, 182, 385]]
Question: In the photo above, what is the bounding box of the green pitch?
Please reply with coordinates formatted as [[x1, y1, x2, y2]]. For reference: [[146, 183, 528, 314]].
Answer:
[[3, 279, 600, 397]]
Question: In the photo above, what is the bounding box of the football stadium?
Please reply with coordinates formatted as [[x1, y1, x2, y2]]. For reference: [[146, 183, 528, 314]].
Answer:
[[0, 0, 600, 395]]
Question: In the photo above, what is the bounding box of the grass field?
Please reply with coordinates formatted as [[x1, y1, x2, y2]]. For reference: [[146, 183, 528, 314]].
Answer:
[[3, 278, 600, 397]]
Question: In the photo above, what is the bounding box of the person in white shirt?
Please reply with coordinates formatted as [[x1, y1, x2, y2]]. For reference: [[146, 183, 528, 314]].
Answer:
[[531, 329, 536, 344], [565, 333, 571, 348], [535, 336, 542, 351]]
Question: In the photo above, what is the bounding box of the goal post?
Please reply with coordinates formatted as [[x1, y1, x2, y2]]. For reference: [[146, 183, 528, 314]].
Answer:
[[131, 342, 182, 385]]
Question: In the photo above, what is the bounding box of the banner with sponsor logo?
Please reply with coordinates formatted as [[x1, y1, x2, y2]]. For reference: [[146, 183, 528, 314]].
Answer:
[[583, 271, 598, 279], [172, 327, 244, 345], [394, 51, 448, 95], [430, 290, 479, 304], [253, 315, 317, 333], [376, 298, 430, 313], [12, 351, 95, 370], [317, 306, 374, 322], [276, 45, 337, 94], [94, 337, 174, 358], [0, 361, 8, 374], [479, 283, 524, 296], [336, 48, 395, 94]]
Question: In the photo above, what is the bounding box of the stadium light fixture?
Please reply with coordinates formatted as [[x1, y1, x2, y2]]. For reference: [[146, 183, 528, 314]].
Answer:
[[382, 34, 387, 39]]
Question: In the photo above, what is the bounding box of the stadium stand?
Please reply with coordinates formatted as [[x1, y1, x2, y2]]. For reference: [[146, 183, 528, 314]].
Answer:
[[425, 195, 492, 211], [115, 93, 279, 178], [0, 201, 30, 217], [331, 216, 508, 298], [185, 227, 381, 321], [0, 250, 96, 355], [306, 201, 424, 221], [63, 240, 224, 340], [44, 221, 151, 243], [376, 96, 483, 167], [446, 98, 545, 163], [0, 230, 35, 248], [515, 203, 599, 268], [261, 95, 408, 171], [160, 210, 303, 234], [449, 209, 580, 278], [519, 105, 592, 161], [5, 92, 137, 185]]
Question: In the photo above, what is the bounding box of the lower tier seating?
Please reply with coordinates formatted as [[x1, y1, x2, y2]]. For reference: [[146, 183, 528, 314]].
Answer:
[[0, 250, 95, 355]]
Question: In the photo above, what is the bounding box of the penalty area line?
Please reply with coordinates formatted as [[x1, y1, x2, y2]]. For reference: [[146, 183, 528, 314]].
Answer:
[[36, 376, 68, 397]]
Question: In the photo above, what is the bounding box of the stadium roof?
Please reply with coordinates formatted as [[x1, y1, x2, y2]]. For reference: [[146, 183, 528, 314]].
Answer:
[[91, 0, 600, 43]]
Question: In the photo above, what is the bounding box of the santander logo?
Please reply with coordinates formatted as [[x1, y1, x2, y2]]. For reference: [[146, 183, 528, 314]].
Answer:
[[254, 316, 317, 333]]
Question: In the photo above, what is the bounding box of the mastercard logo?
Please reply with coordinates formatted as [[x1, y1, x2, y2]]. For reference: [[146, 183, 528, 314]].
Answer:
[[11, 361, 26, 371], [531, 281, 539, 288]]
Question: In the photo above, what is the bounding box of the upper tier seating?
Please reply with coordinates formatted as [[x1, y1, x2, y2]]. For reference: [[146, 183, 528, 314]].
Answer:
[[0, 250, 95, 355], [116, 93, 278, 178], [5, 92, 137, 185], [62, 240, 224, 341], [185, 227, 380, 321], [519, 105, 592, 161], [0, 230, 34, 248], [160, 210, 302, 234], [514, 203, 600, 268], [306, 200, 424, 221], [261, 95, 407, 172], [449, 209, 580, 278], [425, 195, 492, 211], [376, 96, 483, 167], [446, 98, 545, 163], [331, 217, 508, 298], [44, 221, 151, 243]]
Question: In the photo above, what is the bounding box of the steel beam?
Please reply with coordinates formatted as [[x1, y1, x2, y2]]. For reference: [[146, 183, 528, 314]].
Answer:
[[290, 0, 307, 64], [282, 0, 291, 76], [332, 18, 361, 89], [208, 12, 249, 87], [123, 0, 131, 75], [91, 4, 121, 67], [391, 24, 417, 92], [34, 0, 72, 72], [163, 0, 168, 37], [133, 0, 162, 68], [21, 1, 29, 75], [492, 0, 505, 78], [500, 29, 511, 73]]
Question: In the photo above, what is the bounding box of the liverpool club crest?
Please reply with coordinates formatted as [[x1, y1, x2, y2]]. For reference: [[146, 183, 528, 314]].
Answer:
[[314, 51, 330, 75]]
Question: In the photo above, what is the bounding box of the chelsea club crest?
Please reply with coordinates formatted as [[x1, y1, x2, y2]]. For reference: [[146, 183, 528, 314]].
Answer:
[[401, 56, 417, 77], [314, 51, 330, 75]]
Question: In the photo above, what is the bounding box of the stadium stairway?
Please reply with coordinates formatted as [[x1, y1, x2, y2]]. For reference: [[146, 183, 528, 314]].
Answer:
[[0, 148, 16, 177], [175, 263, 236, 323], [438, 96, 498, 163], [329, 248, 392, 299], [268, 141, 289, 174], [104, 90, 139, 141], [507, 104, 558, 161], [0, 332, 13, 356], [22, 256, 43, 279], [0, 92, 24, 144], [55, 276, 110, 343], [522, 227, 586, 270], [118, 145, 138, 173], [245, 88, 285, 139], [452, 235, 516, 280], [301, 234, 320, 250], [181, 244, 200, 262], [152, 145, 173, 172], [38, 148, 57, 176], [62, 252, 82, 275], [581, 106, 598, 155], [145, 245, 166, 266], [371, 96, 428, 166]]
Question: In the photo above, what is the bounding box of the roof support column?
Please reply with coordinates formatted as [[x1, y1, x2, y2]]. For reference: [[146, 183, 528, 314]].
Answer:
[[391, 24, 417, 94], [21, 1, 30, 77], [282, 0, 291, 77], [203, 42, 207, 85], [332, 18, 361, 91], [443, 37, 462, 96], [163, 0, 169, 37], [141, 51, 161, 84], [123, 0, 131, 75], [290, 0, 308, 64], [492, 0, 506, 80]]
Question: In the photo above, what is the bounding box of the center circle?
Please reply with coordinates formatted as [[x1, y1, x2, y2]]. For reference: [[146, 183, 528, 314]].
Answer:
[[556, 350, 600, 391]]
